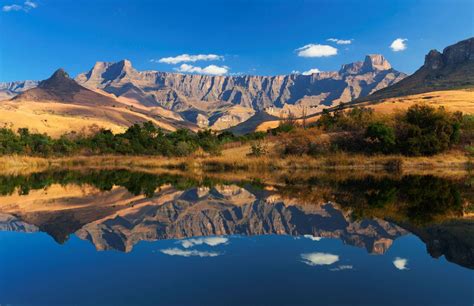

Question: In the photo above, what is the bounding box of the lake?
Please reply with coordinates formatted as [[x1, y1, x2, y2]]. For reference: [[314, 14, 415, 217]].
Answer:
[[0, 169, 472, 306]]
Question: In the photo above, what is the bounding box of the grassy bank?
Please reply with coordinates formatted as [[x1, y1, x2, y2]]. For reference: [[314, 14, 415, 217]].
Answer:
[[0, 145, 471, 177]]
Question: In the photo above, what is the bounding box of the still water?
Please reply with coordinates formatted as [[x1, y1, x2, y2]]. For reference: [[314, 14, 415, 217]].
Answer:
[[0, 170, 472, 305]]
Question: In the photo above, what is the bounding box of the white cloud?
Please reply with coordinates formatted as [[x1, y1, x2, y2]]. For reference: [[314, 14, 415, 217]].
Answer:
[[393, 257, 409, 270], [24, 0, 36, 8], [176, 63, 229, 75], [156, 54, 223, 64], [160, 248, 221, 257], [302, 68, 321, 76], [301, 252, 339, 266], [179, 237, 228, 249], [327, 38, 353, 45], [330, 265, 353, 271], [2, 1, 37, 12], [291, 70, 300, 74], [390, 38, 408, 52], [2, 4, 22, 11], [303, 234, 322, 241], [296, 44, 338, 57]]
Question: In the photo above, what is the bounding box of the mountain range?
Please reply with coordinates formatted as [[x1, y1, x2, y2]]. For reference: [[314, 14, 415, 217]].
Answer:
[[0, 54, 405, 133], [0, 37, 472, 135]]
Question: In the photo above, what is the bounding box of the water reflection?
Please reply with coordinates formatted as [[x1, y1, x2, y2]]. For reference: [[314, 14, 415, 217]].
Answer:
[[0, 169, 472, 270]]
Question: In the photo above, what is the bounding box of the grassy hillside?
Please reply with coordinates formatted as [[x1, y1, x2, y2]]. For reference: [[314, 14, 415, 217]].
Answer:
[[255, 89, 474, 132], [0, 100, 191, 137]]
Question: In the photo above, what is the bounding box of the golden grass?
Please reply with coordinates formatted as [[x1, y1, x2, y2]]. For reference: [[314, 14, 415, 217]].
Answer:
[[360, 89, 474, 114], [0, 155, 51, 175], [1, 147, 469, 178], [0, 100, 179, 137]]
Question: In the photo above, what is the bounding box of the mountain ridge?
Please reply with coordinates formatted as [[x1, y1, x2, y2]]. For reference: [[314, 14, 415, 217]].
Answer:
[[75, 54, 406, 114], [0, 54, 406, 131]]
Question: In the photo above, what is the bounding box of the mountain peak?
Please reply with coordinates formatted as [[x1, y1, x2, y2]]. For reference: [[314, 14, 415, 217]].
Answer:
[[362, 54, 392, 71], [49, 68, 70, 81], [38, 68, 83, 93], [39, 69, 73, 86], [119, 59, 133, 68]]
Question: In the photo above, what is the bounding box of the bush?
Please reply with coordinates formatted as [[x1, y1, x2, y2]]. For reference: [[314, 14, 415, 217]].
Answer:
[[460, 115, 474, 146], [365, 122, 396, 154], [278, 128, 326, 156], [316, 107, 376, 132], [396, 105, 461, 156], [248, 140, 268, 157]]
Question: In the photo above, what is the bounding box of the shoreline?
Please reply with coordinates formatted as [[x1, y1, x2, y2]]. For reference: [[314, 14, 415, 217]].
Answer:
[[0, 151, 471, 177]]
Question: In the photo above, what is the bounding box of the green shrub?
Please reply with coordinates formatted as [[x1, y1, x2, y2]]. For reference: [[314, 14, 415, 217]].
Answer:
[[248, 140, 268, 157], [397, 105, 461, 156], [365, 122, 396, 154]]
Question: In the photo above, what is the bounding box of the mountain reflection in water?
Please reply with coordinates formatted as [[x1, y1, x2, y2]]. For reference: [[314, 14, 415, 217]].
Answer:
[[0, 170, 472, 269]]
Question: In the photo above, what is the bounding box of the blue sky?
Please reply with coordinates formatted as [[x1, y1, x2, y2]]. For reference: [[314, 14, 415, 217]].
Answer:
[[0, 0, 473, 81]]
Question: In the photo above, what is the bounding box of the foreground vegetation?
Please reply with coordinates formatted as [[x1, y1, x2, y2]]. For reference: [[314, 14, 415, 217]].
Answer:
[[0, 121, 266, 157], [274, 103, 473, 157], [0, 104, 472, 173]]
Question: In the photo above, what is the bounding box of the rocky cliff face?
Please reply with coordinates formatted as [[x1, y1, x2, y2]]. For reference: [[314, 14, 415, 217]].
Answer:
[[75, 55, 406, 113]]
